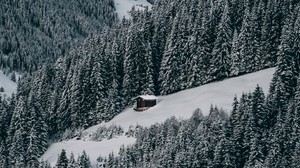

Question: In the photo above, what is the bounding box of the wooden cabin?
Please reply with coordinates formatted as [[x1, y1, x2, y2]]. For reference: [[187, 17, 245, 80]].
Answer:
[[134, 95, 157, 111]]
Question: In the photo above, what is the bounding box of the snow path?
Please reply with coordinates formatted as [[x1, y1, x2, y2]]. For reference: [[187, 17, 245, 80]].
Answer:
[[42, 68, 275, 167], [0, 70, 17, 98], [114, 0, 152, 19]]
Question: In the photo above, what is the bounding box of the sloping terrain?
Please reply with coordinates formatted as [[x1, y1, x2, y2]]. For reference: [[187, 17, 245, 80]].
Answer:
[[88, 67, 275, 131], [42, 67, 275, 167], [0, 71, 17, 98]]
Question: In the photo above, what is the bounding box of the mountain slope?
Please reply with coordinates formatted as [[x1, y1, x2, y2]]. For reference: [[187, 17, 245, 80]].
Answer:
[[0, 0, 117, 73], [41, 67, 275, 167], [0, 71, 17, 98], [88, 68, 275, 130]]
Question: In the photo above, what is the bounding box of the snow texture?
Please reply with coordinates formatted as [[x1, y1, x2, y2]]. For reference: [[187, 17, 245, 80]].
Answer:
[[114, 0, 152, 19], [41, 136, 136, 167], [42, 68, 275, 167], [136, 95, 158, 100], [0, 70, 17, 98]]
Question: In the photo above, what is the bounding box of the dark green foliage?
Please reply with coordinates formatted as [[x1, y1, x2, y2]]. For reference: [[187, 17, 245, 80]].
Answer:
[[0, 0, 117, 73], [77, 151, 91, 168], [39, 160, 52, 168], [56, 149, 69, 168], [67, 153, 76, 168], [210, 0, 233, 79], [53, 150, 92, 168]]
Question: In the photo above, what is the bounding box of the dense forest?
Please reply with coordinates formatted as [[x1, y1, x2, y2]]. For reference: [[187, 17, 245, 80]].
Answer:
[[0, 0, 117, 73], [0, 0, 299, 167]]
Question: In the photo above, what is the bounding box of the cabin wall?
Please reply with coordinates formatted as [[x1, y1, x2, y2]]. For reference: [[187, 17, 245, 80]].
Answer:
[[145, 100, 156, 107], [136, 99, 156, 109], [136, 98, 144, 108]]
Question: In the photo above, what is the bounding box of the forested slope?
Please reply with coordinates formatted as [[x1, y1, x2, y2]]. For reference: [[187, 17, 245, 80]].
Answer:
[[0, 0, 117, 73], [0, 0, 299, 167], [13, 0, 297, 134]]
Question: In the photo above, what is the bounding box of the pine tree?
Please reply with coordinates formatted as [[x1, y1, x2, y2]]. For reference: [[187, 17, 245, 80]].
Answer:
[[0, 98, 11, 140], [212, 133, 226, 168], [229, 29, 242, 76], [66, 152, 76, 168], [77, 151, 91, 168], [39, 160, 52, 168], [56, 149, 69, 168], [251, 85, 266, 131], [26, 94, 48, 168], [123, 16, 155, 101], [0, 139, 8, 167], [265, 6, 298, 128], [159, 10, 187, 95], [8, 129, 27, 168], [210, 0, 233, 80], [186, 9, 211, 87], [244, 134, 264, 168], [230, 93, 249, 167], [237, 4, 256, 73], [291, 142, 300, 168], [7, 96, 28, 168]]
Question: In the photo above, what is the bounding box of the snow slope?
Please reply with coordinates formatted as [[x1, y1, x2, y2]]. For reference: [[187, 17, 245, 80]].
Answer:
[[87, 68, 275, 132], [42, 136, 136, 167], [114, 0, 152, 19], [42, 68, 275, 167], [0, 70, 17, 98]]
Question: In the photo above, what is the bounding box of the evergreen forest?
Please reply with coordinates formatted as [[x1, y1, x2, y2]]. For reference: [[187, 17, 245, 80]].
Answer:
[[0, 0, 299, 167]]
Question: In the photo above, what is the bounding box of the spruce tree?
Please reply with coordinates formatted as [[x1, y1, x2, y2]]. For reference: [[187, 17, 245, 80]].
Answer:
[[56, 149, 69, 168], [77, 151, 91, 168], [39, 160, 52, 168], [67, 152, 76, 168], [210, 0, 233, 80]]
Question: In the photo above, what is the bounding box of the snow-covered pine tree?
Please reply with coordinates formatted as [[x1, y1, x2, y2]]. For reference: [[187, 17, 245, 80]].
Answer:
[[210, 0, 233, 80], [26, 95, 48, 168], [77, 151, 91, 168], [56, 149, 69, 168]]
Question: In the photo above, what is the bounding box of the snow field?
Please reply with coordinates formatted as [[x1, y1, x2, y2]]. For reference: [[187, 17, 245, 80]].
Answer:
[[114, 0, 152, 19], [42, 136, 136, 167], [0, 70, 17, 98]]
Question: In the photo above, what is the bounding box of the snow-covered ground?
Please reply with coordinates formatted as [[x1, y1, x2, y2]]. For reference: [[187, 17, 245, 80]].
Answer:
[[114, 0, 152, 19], [42, 136, 136, 167], [87, 68, 275, 132], [42, 68, 275, 167], [0, 70, 17, 98]]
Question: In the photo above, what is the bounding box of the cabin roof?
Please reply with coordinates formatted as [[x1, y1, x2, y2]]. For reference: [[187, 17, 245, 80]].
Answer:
[[136, 95, 158, 100]]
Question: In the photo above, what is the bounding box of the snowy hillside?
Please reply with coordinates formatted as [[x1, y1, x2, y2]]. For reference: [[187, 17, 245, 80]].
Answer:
[[42, 68, 275, 167], [114, 0, 152, 19], [0, 70, 17, 98], [87, 67, 275, 131]]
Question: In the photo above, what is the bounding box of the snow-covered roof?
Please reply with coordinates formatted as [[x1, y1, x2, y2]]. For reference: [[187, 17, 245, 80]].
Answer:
[[137, 95, 158, 100]]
